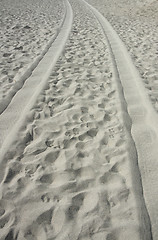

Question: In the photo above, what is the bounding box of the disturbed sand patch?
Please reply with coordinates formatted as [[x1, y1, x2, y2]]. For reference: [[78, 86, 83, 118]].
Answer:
[[0, 0, 148, 239]]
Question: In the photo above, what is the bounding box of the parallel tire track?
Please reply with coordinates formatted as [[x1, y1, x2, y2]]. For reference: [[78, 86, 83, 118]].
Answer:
[[0, 0, 65, 115], [0, 0, 73, 156], [82, 0, 158, 239], [0, 0, 157, 238]]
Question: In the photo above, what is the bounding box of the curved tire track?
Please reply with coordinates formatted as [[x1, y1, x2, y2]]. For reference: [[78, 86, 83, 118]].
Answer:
[[0, 1, 65, 115], [82, 0, 158, 239], [0, 0, 73, 157]]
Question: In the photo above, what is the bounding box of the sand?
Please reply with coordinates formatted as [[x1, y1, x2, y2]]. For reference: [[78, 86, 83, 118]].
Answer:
[[0, 0, 64, 114], [0, 0, 158, 239], [86, 0, 158, 112]]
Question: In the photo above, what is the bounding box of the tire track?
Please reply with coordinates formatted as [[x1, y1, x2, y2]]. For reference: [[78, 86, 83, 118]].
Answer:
[[0, 0, 145, 239], [0, 0, 73, 153], [0, 0, 156, 239], [82, 0, 157, 239], [0, 0, 65, 115]]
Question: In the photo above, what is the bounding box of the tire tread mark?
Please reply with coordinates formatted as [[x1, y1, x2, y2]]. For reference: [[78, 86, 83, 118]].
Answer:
[[0, 0, 73, 160], [81, 0, 155, 239]]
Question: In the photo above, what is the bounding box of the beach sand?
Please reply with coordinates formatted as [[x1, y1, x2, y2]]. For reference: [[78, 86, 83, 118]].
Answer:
[[0, 0, 64, 113], [87, 0, 158, 111], [0, 0, 157, 239]]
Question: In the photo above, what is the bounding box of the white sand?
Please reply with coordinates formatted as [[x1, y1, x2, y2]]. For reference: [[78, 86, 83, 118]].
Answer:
[[0, 0, 64, 113], [86, 0, 158, 111], [0, 0, 157, 239]]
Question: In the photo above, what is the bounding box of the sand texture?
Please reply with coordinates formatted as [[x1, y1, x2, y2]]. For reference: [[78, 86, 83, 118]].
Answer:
[[86, 0, 158, 112], [0, 0, 64, 114], [0, 0, 158, 239]]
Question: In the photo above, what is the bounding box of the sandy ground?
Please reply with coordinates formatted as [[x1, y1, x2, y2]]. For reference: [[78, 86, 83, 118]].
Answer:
[[0, 0, 64, 113], [86, 0, 158, 112], [0, 0, 157, 239]]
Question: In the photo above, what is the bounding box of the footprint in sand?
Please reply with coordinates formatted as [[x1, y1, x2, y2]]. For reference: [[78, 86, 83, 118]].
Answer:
[[51, 208, 66, 237], [0, 201, 15, 239], [3, 161, 22, 184], [66, 193, 85, 220], [82, 192, 99, 214], [40, 173, 54, 184], [44, 150, 60, 164]]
